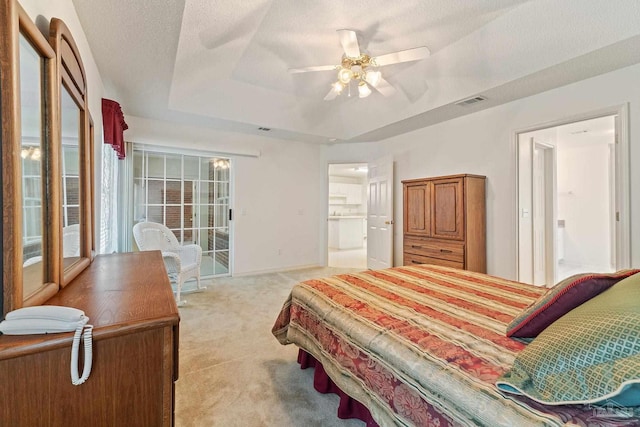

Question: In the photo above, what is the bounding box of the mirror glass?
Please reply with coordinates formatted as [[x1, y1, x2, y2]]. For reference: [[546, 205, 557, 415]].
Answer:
[[61, 87, 81, 268], [19, 33, 45, 298]]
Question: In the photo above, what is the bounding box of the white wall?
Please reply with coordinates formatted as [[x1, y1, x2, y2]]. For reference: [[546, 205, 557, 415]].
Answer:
[[327, 63, 640, 280], [557, 141, 612, 270]]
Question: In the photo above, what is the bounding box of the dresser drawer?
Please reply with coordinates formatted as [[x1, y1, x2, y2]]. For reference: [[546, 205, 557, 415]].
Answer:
[[403, 253, 464, 270], [403, 238, 464, 263]]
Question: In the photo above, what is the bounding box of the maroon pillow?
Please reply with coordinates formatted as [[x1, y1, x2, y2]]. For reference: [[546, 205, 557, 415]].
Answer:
[[507, 269, 640, 338]]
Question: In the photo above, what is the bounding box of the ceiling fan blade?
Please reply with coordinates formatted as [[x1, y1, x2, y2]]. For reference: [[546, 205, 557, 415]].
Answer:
[[372, 46, 430, 67], [323, 87, 340, 101], [337, 29, 361, 58], [289, 65, 337, 74], [372, 76, 396, 97]]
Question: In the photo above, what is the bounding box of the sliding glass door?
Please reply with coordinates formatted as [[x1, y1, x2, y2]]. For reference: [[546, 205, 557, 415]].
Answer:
[[133, 149, 231, 277]]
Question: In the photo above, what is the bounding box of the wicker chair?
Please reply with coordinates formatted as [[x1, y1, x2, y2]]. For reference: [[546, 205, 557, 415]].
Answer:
[[133, 222, 204, 305]]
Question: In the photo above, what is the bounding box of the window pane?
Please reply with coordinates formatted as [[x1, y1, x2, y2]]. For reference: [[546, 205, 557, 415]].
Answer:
[[201, 251, 214, 276], [197, 236, 213, 253], [147, 153, 164, 178], [200, 158, 215, 180], [166, 206, 181, 229], [165, 181, 182, 205], [166, 155, 181, 179], [169, 228, 181, 242], [184, 181, 194, 204], [198, 181, 214, 203], [183, 205, 194, 229], [65, 177, 80, 205], [215, 228, 229, 250], [214, 159, 230, 181], [148, 180, 164, 204], [184, 156, 199, 179], [183, 229, 193, 243], [133, 151, 143, 176], [198, 206, 214, 228], [214, 205, 228, 228], [148, 206, 164, 223], [65, 206, 80, 226], [63, 146, 80, 175], [215, 251, 229, 274], [215, 182, 229, 202], [23, 175, 41, 201], [133, 179, 145, 221]]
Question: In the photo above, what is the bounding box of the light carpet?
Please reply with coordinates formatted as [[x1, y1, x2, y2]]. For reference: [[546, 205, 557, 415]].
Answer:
[[175, 267, 367, 427]]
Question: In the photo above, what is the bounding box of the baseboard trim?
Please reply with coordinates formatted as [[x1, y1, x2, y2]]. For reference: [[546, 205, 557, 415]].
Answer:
[[233, 264, 322, 277]]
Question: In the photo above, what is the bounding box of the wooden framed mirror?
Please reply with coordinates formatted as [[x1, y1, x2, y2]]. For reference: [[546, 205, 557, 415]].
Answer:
[[1, 0, 58, 314], [50, 18, 94, 287], [1, 1, 94, 315]]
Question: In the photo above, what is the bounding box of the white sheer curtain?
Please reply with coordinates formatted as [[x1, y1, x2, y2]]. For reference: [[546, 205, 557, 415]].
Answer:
[[117, 142, 134, 252], [99, 143, 119, 253]]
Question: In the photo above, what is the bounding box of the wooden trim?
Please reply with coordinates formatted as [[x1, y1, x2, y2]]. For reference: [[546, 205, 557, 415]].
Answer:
[[89, 114, 96, 258], [401, 173, 486, 184], [2, 1, 62, 314], [1, 0, 22, 314], [49, 17, 93, 288]]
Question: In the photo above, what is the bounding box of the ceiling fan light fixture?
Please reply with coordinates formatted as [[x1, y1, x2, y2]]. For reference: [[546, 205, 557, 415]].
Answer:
[[358, 81, 372, 98], [332, 81, 345, 93], [338, 68, 353, 84], [365, 70, 381, 87]]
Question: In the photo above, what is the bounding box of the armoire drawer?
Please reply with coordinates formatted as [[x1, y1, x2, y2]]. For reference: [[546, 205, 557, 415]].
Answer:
[[403, 253, 465, 270], [403, 238, 464, 263]]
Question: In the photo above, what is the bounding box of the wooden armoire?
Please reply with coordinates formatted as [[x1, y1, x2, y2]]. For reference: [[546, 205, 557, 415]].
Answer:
[[402, 174, 486, 273]]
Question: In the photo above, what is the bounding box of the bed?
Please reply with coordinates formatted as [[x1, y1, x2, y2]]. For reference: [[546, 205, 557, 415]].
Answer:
[[272, 264, 640, 426]]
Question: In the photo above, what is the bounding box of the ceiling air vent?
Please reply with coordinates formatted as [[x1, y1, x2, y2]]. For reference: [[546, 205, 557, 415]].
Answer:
[[455, 96, 487, 107]]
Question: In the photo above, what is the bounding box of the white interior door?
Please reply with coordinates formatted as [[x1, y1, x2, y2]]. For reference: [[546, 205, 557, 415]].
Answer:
[[532, 143, 548, 285], [367, 157, 393, 270]]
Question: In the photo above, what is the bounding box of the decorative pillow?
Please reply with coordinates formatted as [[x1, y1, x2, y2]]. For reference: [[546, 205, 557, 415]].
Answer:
[[507, 269, 640, 338], [496, 271, 640, 406]]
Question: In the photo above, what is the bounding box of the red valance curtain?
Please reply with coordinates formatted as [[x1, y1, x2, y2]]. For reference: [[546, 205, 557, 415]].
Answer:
[[101, 98, 128, 159]]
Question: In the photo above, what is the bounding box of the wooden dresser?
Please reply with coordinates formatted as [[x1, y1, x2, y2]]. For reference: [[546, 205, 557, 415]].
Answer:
[[0, 251, 180, 427], [402, 174, 486, 273]]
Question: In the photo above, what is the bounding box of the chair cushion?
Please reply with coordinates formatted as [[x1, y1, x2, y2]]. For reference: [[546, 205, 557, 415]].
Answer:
[[496, 271, 640, 406], [506, 269, 640, 338]]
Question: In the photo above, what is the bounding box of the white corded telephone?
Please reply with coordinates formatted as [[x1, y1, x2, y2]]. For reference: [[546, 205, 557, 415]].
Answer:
[[0, 305, 93, 385]]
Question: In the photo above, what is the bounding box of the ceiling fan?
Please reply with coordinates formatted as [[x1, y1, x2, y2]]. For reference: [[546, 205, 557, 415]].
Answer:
[[289, 29, 430, 101]]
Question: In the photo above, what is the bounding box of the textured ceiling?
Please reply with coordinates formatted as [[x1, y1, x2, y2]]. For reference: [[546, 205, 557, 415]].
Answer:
[[72, 0, 640, 144]]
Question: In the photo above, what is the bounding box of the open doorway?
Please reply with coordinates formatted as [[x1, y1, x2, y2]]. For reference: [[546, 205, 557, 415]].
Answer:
[[327, 163, 368, 269], [517, 113, 628, 285]]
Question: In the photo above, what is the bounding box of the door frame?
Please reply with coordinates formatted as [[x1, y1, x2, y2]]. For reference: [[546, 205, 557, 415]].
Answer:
[[531, 140, 556, 285], [514, 104, 630, 282]]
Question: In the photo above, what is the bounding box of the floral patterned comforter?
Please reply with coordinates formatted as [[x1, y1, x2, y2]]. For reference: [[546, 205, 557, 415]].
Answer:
[[272, 265, 615, 426]]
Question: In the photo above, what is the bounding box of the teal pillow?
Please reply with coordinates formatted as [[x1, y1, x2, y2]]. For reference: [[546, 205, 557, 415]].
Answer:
[[496, 272, 640, 406]]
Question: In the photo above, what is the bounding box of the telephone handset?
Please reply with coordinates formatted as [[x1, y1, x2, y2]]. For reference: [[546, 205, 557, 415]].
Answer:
[[0, 306, 93, 385]]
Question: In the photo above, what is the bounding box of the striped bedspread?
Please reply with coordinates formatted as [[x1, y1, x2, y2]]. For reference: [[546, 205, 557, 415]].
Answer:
[[272, 265, 609, 427]]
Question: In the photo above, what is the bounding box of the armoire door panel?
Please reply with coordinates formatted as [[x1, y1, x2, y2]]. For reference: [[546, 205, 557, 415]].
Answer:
[[404, 183, 430, 236], [432, 179, 464, 240]]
